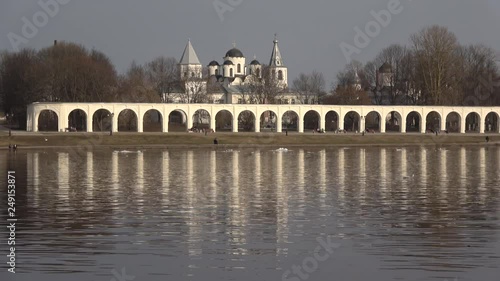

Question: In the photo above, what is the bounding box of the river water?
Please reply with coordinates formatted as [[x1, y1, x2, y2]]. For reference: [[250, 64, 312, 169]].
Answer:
[[1, 146, 499, 281]]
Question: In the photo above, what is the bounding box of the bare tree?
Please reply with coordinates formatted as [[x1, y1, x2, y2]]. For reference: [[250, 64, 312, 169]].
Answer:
[[457, 44, 499, 106], [246, 65, 286, 104], [292, 71, 326, 104], [177, 67, 209, 103], [145, 56, 178, 102], [411, 25, 460, 105], [335, 60, 363, 88]]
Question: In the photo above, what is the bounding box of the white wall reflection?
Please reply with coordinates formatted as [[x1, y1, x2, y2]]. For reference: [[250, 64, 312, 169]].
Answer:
[[27, 152, 40, 208], [297, 149, 305, 204], [253, 150, 262, 201], [276, 150, 289, 255], [439, 148, 447, 198], [459, 147, 467, 195], [400, 148, 409, 197], [210, 150, 217, 205], [186, 150, 202, 256], [161, 151, 170, 206], [137, 151, 144, 194], [319, 149, 327, 193], [111, 152, 119, 206], [420, 148, 428, 187], [359, 148, 366, 196], [86, 152, 95, 207], [379, 148, 388, 201], [228, 151, 247, 256], [57, 153, 70, 201], [338, 149, 345, 203], [478, 147, 486, 203]]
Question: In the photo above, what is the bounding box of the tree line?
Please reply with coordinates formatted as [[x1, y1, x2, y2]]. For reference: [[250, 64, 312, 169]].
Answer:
[[1, 25, 499, 129], [0, 42, 182, 128], [331, 25, 500, 106]]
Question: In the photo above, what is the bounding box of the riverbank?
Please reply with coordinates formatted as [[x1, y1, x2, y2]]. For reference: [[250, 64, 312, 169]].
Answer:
[[0, 132, 498, 150]]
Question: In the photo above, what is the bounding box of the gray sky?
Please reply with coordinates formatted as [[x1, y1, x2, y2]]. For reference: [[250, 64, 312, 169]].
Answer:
[[1, 0, 499, 87]]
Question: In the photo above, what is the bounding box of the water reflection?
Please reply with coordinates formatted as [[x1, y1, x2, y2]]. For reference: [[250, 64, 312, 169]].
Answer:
[[3, 146, 499, 281]]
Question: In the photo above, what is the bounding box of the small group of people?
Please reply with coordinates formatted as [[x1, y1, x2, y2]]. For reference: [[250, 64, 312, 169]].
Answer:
[[189, 127, 214, 135], [8, 144, 17, 151]]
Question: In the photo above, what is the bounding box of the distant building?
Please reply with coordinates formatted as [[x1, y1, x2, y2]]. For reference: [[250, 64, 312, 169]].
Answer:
[[361, 62, 420, 105]]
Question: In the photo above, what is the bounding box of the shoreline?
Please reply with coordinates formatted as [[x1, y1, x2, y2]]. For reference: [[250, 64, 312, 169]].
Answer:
[[1, 132, 498, 150]]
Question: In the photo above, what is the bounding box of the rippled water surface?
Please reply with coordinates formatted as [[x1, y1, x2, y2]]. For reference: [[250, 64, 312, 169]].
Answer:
[[1, 146, 500, 281]]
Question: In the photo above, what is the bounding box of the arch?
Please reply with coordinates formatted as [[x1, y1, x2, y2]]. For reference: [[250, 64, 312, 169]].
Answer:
[[325, 111, 339, 132], [238, 110, 256, 132], [92, 109, 112, 132], [425, 111, 441, 133], [405, 111, 422, 133], [118, 109, 138, 132], [385, 111, 402, 133], [237, 64, 241, 73], [215, 110, 233, 132], [260, 110, 277, 132], [38, 110, 59, 132], [485, 112, 499, 133], [215, 69, 219, 76], [143, 109, 163, 132], [193, 109, 211, 130], [168, 110, 187, 132], [278, 70, 284, 81], [445, 112, 461, 133], [365, 111, 381, 132], [465, 112, 480, 133], [282, 111, 299, 132], [303, 110, 320, 131], [68, 109, 87, 132], [344, 111, 360, 132]]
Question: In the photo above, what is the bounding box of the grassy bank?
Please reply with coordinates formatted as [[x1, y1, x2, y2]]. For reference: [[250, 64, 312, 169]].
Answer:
[[0, 132, 498, 149]]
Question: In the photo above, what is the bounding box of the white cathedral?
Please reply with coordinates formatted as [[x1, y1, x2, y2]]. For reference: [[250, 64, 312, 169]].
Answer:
[[167, 36, 292, 104]]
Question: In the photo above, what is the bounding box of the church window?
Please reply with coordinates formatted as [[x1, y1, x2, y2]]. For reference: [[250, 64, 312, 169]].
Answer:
[[249, 68, 252, 75], [237, 64, 241, 73], [230, 68, 234, 77], [278, 70, 284, 81], [215, 69, 219, 76], [192, 72, 195, 78], [184, 72, 188, 78], [256, 68, 260, 77]]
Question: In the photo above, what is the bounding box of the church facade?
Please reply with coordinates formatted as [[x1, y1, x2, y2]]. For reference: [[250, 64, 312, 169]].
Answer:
[[165, 36, 296, 105]]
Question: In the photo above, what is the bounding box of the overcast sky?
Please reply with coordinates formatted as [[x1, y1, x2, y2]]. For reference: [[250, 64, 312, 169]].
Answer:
[[1, 0, 499, 87]]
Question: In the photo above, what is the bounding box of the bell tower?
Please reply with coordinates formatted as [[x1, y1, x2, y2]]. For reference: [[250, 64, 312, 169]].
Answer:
[[268, 34, 288, 87]]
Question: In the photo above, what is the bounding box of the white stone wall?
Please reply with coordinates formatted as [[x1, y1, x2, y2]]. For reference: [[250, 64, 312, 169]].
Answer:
[[27, 102, 500, 134]]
